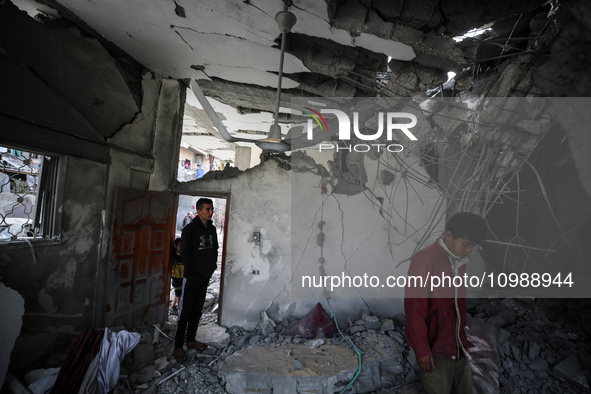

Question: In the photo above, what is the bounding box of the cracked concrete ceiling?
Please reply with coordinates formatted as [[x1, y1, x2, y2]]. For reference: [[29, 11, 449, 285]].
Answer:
[[14, 0, 564, 164]]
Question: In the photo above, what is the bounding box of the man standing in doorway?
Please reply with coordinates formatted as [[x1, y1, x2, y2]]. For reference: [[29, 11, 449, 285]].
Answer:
[[173, 198, 219, 361], [404, 212, 486, 393]]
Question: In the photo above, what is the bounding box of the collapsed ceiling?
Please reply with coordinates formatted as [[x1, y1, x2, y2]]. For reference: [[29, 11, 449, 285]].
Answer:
[[12, 0, 591, 166]]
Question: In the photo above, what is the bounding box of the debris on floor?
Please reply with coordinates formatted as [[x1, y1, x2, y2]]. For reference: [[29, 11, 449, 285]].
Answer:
[[9, 295, 590, 393], [18, 327, 140, 394]]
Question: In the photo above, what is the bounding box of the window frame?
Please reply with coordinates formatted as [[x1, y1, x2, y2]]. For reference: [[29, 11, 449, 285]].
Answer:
[[0, 145, 67, 250]]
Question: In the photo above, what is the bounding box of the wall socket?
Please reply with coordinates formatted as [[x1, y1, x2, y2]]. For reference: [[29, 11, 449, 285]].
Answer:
[[251, 232, 260, 247]]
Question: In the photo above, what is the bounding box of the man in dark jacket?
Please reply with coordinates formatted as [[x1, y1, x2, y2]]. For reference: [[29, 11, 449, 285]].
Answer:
[[173, 198, 219, 361], [404, 212, 486, 393]]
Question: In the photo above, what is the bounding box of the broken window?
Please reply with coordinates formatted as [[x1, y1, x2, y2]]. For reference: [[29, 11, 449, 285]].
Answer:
[[0, 145, 65, 243]]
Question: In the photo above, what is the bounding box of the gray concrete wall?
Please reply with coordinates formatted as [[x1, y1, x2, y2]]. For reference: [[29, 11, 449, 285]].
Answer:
[[0, 3, 184, 369], [0, 156, 108, 369], [173, 151, 444, 330]]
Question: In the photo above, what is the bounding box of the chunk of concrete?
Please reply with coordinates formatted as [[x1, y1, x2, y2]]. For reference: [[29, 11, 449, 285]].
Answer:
[[305, 339, 324, 349], [293, 359, 304, 370], [0, 283, 25, 389], [154, 356, 170, 371], [529, 357, 548, 371], [552, 355, 589, 391], [219, 344, 381, 394], [364, 315, 381, 331], [136, 365, 156, 385], [128, 343, 155, 371], [196, 323, 230, 349]]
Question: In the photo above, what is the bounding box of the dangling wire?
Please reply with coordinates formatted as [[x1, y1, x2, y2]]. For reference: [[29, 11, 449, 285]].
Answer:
[[282, 0, 293, 10]]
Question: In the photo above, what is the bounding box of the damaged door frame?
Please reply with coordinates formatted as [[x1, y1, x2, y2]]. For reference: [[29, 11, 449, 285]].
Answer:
[[174, 190, 230, 325]]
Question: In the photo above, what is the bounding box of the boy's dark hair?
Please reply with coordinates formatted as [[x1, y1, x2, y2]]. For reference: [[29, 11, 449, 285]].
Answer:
[[174, 238, 181, 247], [445, 212, 486, 244], [196, 197, 213, 210]]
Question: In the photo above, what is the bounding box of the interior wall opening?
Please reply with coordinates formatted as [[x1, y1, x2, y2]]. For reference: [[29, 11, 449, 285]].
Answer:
[[171, 193, 229, 326]]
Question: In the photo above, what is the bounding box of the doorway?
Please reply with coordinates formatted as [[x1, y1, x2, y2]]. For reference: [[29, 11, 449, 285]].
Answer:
[[170, 194, 228, 325]]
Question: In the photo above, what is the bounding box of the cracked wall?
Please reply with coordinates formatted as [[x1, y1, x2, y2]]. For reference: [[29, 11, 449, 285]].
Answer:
[[173, 149, 444, 329], [0, 2, 184, 368], [173, 159, 293, 330], [290, 149, 446, 325]]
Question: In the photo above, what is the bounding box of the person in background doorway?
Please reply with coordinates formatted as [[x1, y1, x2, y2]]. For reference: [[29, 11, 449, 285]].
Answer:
[[169, 238, 183, 315], [173, 198, 218, 361], [182, 212, 192, 228], [404, 212, 486, 394], [195, 164, 204, 179]]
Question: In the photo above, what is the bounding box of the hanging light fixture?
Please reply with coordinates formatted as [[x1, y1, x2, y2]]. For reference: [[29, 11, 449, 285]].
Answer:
[[254, 6, 297, 153]]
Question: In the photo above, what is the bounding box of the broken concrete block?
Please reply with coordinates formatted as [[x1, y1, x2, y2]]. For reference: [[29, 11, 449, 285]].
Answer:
[[196, 323, 230, 349], [333, 0, 368, 34], [129, 343, 155, 371], [365, 316, 381, 331], [362, 9, 395, 39], [305, 339, 324, 349], [293, 359, 304, 370], [372, 0, 404, 20], [378, 352, 404, 375], [497, 328, 510, 345], [511, 345, 521, 361], [552, 355, 590, 391], [206, 373, 219, 384], [528, 342, 541, 361], [235, 334, 252, 348], [354, 358, 381, 392], [388, 331, 405, 345], [529, 357, 548, 371], [154, 356, 169, 371], [136, 365, 156, 385], [350, 325, 367, 334], [380, 319, 395, 332], [220, 344, 381, 394], [520, 369, 535, 380], [259, 320, 275, 337]]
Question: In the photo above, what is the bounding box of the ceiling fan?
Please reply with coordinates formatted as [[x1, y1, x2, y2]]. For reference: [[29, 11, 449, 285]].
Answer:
[[190, 5, 302, 153], [190, 4, 378, 153]]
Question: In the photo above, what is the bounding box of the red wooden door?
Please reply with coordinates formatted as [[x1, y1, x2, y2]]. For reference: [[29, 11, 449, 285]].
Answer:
[[106, 188, 176, 328]]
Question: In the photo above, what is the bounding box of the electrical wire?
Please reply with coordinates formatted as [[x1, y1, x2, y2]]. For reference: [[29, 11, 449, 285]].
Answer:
[[326, 299, 363, 394]]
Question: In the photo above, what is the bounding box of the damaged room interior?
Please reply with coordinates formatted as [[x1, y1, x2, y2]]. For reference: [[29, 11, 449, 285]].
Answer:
[[1, 0, 590, 393]]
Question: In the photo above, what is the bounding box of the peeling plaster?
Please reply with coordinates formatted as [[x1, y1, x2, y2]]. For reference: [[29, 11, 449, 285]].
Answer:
[[201, 65, 299, 89], [353, 32, 416, 60], [37, 257, 78, 314], [60, 199, 97, 255]]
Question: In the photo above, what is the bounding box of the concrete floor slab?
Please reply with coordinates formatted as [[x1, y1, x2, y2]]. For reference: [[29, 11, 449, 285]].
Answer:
[[219, 343, 377, 393]]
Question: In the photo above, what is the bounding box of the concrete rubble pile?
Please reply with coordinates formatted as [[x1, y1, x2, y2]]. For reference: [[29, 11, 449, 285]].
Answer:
[[469, 297, 591, 393], [88, 296, 589, 394]]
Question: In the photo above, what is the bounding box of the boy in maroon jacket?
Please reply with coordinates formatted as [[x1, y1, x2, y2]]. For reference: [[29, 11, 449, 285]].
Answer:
[[405, 212, 486, 393]]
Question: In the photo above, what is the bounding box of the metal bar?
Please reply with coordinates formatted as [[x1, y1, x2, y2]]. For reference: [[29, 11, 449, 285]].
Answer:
[[273, 30, 287, 126], [483, 239, 556, 253], [156, 366, 186, 386], [189, 81, 258, 144]]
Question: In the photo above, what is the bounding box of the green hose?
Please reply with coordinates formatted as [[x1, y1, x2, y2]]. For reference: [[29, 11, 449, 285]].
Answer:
[[328, 307, 363, 394]]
